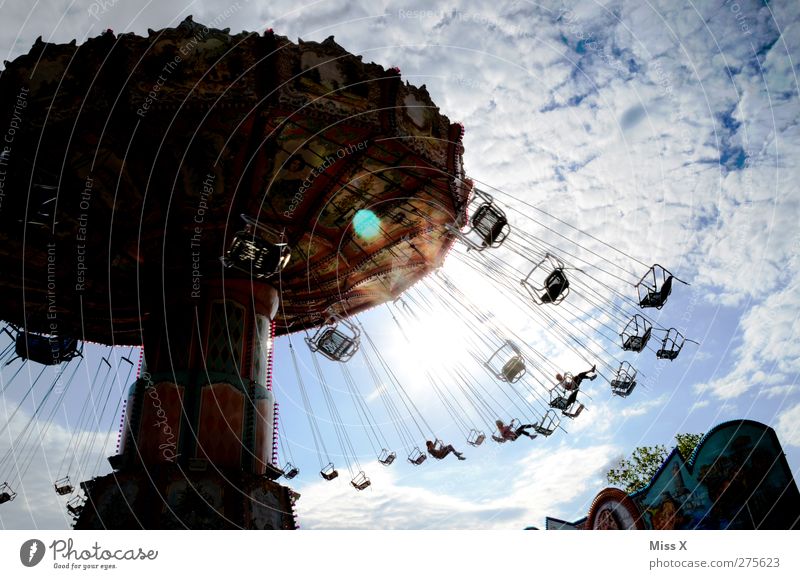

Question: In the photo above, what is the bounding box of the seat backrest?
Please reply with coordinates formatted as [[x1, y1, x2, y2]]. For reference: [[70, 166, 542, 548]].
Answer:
[[501, 357, 525, 381], [472, 204, 506, 244], [660, 276, 674, 299]]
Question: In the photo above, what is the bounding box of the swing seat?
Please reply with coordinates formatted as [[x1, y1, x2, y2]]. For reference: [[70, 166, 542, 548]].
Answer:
[[540, 270, 570, 304], [66, 498, 84, 518], [611, 362, 638, 397], [500, 356, 526, 382], [486, 341, 526, 383], [533, 410, 559, 436], [282, 463, 299, 480], [611, 378, 637, 396], [0, 483, 15, 505], [317, 328, 356, 360], [306, 317, 361, 362], [549, 396, 570, 411], [622, 327, 652, 352], [467, 430, 485, 447], [54, 477, 73, 496], [222, 218, 291, 280], [491, 434, 507, 443], [620, 315, 652, 353], [13, 330, 81, 366], [379, 449, 396, 466], [472, 203, 509, 248], [656, 348, 680, 360], [320, 463, 339, 481], [351, 472, 371, 491], [521, 254, 573, 306], [639, 276, 673, 309], [563, 403, 584, 419], [408, 448, 427, 465], [655, 327, 692, 361]]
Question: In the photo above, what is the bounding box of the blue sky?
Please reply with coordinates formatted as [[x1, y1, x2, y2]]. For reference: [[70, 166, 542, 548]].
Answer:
[[1, 0, 799, 530]]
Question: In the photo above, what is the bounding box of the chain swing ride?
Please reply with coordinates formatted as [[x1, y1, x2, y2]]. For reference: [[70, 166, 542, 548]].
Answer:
[[0, 19, 698, 527]]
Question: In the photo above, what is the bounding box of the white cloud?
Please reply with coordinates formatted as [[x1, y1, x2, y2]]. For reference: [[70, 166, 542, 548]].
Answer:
[[620, 395, 668, 418], [689, 399, 710, 412], [759, 384, 798, 399], [296, 443, 616, 529], [0, 409, 115, 530], [775, 402, 800, 448]]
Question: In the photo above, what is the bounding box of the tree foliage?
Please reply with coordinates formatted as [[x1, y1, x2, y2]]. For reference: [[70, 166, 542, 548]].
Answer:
[[607, 433, 704, 494]]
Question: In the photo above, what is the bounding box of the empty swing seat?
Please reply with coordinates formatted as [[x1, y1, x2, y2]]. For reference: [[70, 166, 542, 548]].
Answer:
[[408, 448, 427, 465], [379, 449, 396, 466], [0, 483, 15, 505], [282, 463, 299, 480], [54, 477, 73, 496], [620, 315, 653, 353], [472, 203, 509, 248], [656, 348, 679, 360], [317, 328, 356, 360], [66, 498, 84, 518], [656, 327, 692, 361], [611, 362, 638, 397], [501, 356, 526, 382], [467, 430, 486, 447], [320, 463, 339, 481], [306, 317, 361, 362], [540, 270, 570, 303], [563, 403, 585, 419], [351, 472, 371, 491], [14, 331, 81, 366], [533, 411, 559, 437], [622, 327, 652, 352], [222, 219, 291, 280], [611, 378, 637, 396], [639, 276, 673, 308], [521, 254, 573, 306]]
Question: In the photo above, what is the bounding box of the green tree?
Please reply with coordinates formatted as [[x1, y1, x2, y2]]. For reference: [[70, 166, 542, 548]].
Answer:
[[607, 433, 704, 494]]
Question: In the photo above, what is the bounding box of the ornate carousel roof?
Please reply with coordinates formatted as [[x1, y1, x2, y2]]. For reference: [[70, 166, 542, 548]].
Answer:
[[0, 16, 470, 343]]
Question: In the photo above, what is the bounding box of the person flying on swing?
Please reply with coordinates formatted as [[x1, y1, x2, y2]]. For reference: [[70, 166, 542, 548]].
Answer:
[[492, 419, 538, 442], [426, 439, 466, 461], [556, 364, 597, 391]]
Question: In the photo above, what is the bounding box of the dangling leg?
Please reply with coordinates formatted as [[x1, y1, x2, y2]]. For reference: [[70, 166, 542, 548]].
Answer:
[[565, 389, 579, 408], [573, 365, 597, 388], [516, 425, 538, 439], [447, 444, 466, 460]]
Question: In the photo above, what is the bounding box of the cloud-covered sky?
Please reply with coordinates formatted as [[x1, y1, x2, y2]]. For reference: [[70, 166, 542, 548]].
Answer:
[[1, 0, 798, 530]]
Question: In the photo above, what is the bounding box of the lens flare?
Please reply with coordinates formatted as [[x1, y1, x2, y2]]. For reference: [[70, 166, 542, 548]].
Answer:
[[352, 209, 381, 239]]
